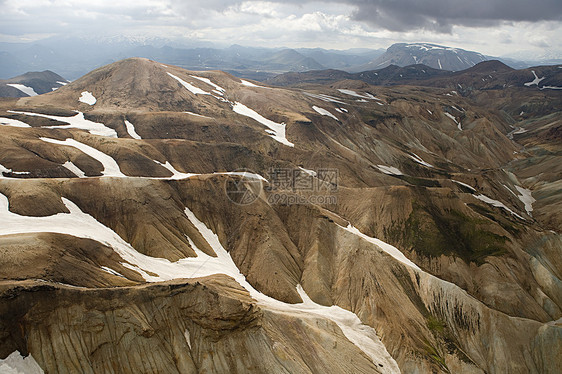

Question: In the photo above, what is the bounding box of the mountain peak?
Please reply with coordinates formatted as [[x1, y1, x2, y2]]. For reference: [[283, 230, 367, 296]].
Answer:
[[463, 60, 514, 73], [355, 42, 488, 72]]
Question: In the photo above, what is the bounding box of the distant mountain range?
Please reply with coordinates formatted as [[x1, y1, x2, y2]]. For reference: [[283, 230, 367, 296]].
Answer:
[[266, 60, 562, 91], [1, 37, 561, 82], [0, 37, 562, 81], [0, 37, 383, 81]]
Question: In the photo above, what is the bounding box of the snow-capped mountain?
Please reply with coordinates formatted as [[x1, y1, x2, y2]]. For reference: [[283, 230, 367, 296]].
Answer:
[[353, 43, 489, 72]]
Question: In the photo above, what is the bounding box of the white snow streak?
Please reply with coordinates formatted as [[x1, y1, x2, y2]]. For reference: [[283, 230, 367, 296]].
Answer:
[[472, 194, 524, 220], [514, 186, 535, 215], [524, 71, 545, 87], [452, 180, 476, 192], [62, 161, 86, 178], [215, 171, 268, 182], [8, 110, 117, 138], [190, 75, 225, 94], [240, 79, 269, 89], [153, 160, 197, 180], [409, 153, 433, 168], [101, 266, 125, 278], [312, 106, 339, 121], [232, 102, 293, 147], [184, 111, 212, 119], [445, 112, 462, 130], [41, 137, 125, 177], [167, 72, 210, 95], [376, 165, 403, 175], [343, 224, 420, 270], [0, 164, 29, 178], [0, 117, 31, 128], [304, 92, 346, 105], [6, 83, 38, 96], [124, 120, 141, 140], [78, 91, 96, 105], [337, 89, 377, 100]]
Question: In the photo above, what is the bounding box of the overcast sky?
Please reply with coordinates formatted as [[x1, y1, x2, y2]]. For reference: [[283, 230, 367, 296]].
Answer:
[[1, 0, 561, 57]]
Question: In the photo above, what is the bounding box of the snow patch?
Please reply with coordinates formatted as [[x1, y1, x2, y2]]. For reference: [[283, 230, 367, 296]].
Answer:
[[184, 330, 192, 349], [524, 71, 545, 87], [304, 92, 346, 104], [215, 171, 268, 182], [101, 266, 125, 278], [409, 153, 433, 168], [342, 224, 420, 270], [190, 75, 225, 94], [376, 165, 403, 176], [8, 110, 117, 138], [444, 112, 462, 130], [514, 186, 535, 215], [240, 79, 269, 89], [124, 120, 141, 140], [41, 137, 126, 177], [62, 161, 86, 178], [0, 351, 44, 374], [0, 117, 31, 128], [167, 72, 211, 95], [452, 180, 476, 192], [6, 83, 38, 96], [78, 91, 96, 105], [312, 106, 339, 121], [337, 89, 376, 100], [473, 194, 524, 220], [0, 164, 29, 178], [184, 111, 212, 119], [232, 102, 293, 147], [153, 160, 196, 180]]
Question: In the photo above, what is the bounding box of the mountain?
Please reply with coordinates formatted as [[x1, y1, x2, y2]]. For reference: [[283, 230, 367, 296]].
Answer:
[[296, 48, 385, 70], [0, 37, 383, 81], [267, 60, 562, 92], [0, 70, 69, 97], [266, 63, 449, 86], [0, 57, 560, 373], [352, 43, 489, 72]]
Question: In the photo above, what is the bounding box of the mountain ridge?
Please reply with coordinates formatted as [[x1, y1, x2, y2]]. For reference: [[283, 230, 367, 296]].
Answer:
[[0, 57, 560, 373]]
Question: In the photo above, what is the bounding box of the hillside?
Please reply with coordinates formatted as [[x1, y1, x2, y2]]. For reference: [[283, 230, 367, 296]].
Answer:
[[0, 70, 68, 97], [0, 57, 560, 373]]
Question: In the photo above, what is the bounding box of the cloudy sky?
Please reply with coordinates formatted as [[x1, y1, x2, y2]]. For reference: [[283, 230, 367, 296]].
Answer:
[[1, 0, 561, 57]]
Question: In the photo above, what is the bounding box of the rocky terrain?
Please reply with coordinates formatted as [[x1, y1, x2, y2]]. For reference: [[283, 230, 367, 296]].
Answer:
[[0, 57, 560, 373]]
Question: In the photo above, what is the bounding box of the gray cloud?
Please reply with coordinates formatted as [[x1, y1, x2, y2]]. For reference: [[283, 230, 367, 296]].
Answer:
[[0, 0, 561, 57], [343, 0, 562, 32]]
